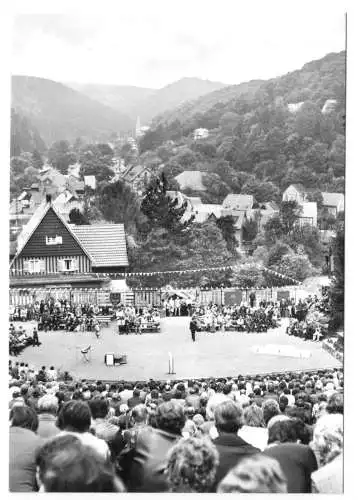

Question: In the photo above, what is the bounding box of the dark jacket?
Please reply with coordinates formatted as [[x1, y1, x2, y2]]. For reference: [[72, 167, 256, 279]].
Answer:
[[9, 427, 43, 492], [263, 443, 318, 493], [118, 426, 179, 492], [213, 432, 260, 489], [127, 396, 144, 409]]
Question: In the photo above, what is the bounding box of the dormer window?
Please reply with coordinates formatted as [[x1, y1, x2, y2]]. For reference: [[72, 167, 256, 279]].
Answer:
[[46, 235, 63, 245]]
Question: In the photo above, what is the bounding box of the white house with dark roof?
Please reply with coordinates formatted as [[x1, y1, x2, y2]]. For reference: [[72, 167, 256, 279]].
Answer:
[[321, 192, 344, 217]]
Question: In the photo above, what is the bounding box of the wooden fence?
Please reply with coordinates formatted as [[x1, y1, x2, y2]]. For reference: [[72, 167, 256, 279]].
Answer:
[[9, 285, 299, 308]]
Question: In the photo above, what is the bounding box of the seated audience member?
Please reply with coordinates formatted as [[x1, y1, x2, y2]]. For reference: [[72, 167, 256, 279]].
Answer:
[[9, 405, 43, 492], [217, 454, 288, 493], [166, 436, 219, 492], [310, 413, 343, 493], [36, 394, 61, 439], [212, 400, 260, 489], [262, 398, 281, 427], [127, 388, 144, 409], [57, 400, 110, 461], [118, 400, 186, 492], [238, 403, 268, 451], [326, 391, 343, 415], [263, 441, 318, 492], [35, 434, 125, 492], [88, 397, 123, 459]]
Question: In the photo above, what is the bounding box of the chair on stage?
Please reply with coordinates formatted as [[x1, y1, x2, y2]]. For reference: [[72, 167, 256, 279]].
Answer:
[[80, 345, 92, 363]]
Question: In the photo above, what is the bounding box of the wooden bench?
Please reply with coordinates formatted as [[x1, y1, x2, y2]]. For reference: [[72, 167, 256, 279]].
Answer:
[[96, 315, 113, 326]]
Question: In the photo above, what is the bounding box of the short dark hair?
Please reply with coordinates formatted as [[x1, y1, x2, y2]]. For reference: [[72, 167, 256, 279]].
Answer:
[[10, 405, 38, 432], [214, 401, 244, 433], [89, 398, 109, 419], [155, 401, 186, 435], [267, 420, 298, 444], [35, 435, 125, 492], [58, 401, 91, 432], [262, 399, 280, 426]]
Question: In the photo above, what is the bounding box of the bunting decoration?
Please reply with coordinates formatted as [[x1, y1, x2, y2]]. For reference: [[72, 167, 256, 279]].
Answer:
[[10, 263, 301, 284]]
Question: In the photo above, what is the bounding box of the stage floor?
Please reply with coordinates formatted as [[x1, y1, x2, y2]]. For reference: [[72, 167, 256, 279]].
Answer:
[[11, 317, 341, 381]]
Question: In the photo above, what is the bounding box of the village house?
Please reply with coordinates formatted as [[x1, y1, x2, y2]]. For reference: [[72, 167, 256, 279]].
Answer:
[[193, 128, 209, 140], [282, 184, 308, 204], [10, 195, 128, 290], [321, 192, 344, 217], [222, 194, 254, 212], [174, 171, 207, 192]]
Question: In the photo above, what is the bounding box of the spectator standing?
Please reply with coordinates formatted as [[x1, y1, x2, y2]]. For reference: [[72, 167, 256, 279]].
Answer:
[[9, 405, 43, 492], [212, 400, 260, 489], [118, 401, 185, 492]]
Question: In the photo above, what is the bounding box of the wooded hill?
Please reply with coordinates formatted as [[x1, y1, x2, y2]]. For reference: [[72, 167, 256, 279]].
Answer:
[[139, 51, 345, 203]]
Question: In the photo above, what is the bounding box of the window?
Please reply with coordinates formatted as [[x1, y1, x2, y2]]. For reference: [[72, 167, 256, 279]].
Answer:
[[46, 235, 63, 245], [58, 258, 79, 272], [26, 259, 45, 274]]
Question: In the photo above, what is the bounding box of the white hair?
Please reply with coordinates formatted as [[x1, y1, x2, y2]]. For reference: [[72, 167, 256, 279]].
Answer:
[[37, 394, 59, 414]]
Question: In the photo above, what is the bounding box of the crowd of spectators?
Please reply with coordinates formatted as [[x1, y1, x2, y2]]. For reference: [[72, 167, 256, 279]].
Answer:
[[192, 302, 281, 333], [9, 300, 111, 332], [116, 306, 161, 334], [9, 360, 343, 493]]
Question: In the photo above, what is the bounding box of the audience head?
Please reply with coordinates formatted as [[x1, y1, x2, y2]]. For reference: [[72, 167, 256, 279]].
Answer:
[[88, 398, 109, 420], [262, 399, 280, 426], [35, 435, 125, 492], [217, 455, 287, 493], [310, 413, 343, 467], [10, 405, 38, 432], [166, 436, 219, 493], [243, 403, 265, 428], [37, 395, 59, 415], [214, 400, 244, 434], [155, 401, 186, 435], [57, 400, 91, 433]]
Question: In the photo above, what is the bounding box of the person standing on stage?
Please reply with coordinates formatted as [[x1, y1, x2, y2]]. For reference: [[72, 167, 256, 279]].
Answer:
[[32, 327, 40, 347], [190, 317, 197, 342]]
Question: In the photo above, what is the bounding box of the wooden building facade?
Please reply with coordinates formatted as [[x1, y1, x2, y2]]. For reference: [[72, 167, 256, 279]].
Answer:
[[10, 199, 128, 289]]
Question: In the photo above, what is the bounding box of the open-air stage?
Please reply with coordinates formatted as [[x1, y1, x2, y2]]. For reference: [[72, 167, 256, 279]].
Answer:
[[14, 317, 341, 381]]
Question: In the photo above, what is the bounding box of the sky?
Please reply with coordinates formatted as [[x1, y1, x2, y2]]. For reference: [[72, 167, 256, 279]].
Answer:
[[9, 0, 346, 89]]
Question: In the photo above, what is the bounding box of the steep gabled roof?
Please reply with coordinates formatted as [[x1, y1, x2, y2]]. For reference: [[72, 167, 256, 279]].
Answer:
[[322, 192, 344, 209], [222, 194, 254, 211], [11, 201, 92, 267], [288, 184, 306, 194], [71, 224, 128, 267]]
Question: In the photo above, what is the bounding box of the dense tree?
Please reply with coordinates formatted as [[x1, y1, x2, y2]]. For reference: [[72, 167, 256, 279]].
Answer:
[[230, 262, 265, 289], [68, 208, 90, 225], [141, 174, 194, 234], [97, 180, 145, 233], [31, 149, 44, 170], [329, 228, 344, 331], [215, 215, 237, 254], [280, 200, 302, 234], [48, 140, 76, 174], [79, 143, 115, 182]]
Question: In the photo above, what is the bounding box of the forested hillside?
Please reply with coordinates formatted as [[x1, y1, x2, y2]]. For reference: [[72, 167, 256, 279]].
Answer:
[[10, 109, 46, 157], [140, 51, 345, 202], [11, 76, 133, 146]]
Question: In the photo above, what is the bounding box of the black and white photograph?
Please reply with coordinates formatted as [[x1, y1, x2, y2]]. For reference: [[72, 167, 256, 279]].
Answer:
[[3, 0, 351, 494]]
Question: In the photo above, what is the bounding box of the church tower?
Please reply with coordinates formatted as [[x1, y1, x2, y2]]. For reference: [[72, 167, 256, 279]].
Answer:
[[135, 116, 141, 138]]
